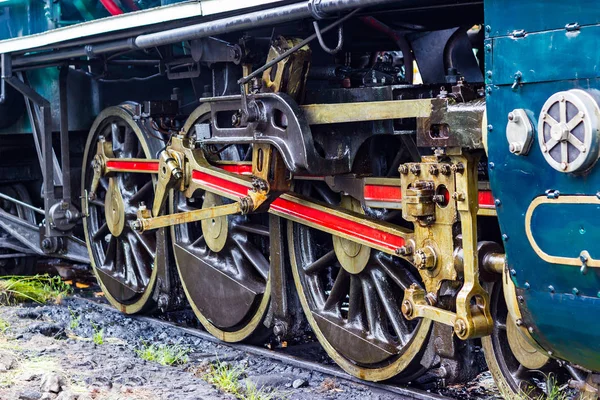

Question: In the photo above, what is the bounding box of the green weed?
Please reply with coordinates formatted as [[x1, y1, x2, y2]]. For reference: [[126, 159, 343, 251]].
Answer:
[[68, 308, 81, 331], [0, 317, 9, 334], [198, 359, 283, 400], [498, 373, 569, 400], [135, 342, 189, 366], [91, 323, 104, 345], [0, 274, 70, 305]]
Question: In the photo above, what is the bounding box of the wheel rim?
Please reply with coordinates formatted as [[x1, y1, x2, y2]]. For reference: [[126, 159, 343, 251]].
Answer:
[[82, 104, 162, 313], [0, 184, 37, 275], [289, 180, 431, 381], [171, 105, 271, 342], [482, 281, 568, 397]]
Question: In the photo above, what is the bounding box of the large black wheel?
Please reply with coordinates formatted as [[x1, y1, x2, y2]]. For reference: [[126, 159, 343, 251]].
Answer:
[[82, 103, 166, 313], [482, 280, 570, 398], [0, 184, 37, 275], [170, 105, 271, 343], [288, 180, 431, 382]]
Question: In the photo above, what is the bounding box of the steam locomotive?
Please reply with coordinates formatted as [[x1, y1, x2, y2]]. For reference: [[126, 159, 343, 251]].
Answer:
[[0, 0, 597, 397]]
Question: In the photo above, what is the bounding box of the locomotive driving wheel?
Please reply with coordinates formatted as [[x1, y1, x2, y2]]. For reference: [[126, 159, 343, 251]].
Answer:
[[82, 103, 165, 313], [482, 280, 570, 398], [289, 180, 431, 382], [170, 105, 271, 343]]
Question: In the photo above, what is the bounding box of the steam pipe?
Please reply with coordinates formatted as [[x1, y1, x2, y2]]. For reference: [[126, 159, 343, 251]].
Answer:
[[12, 0, 404, 68]]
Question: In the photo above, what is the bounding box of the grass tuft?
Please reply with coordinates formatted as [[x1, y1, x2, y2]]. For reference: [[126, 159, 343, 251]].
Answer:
[[196, 360, 283, 400], [0, 274, 70, 305], [0, 317, 9, 334], [136, 342, 189, 366], [69, 308, 81, 331], [498, 373, 569, 400], [91, 323, 104, 345]]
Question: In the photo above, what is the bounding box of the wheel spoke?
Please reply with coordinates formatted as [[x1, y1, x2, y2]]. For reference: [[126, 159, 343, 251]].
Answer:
[[305, 250, 336, 275], [544, 114, 559, 128], [122, 239, 139, 290], [232, 236, 269, 280], [129, 181, 153, 205], [567, 114, 584, 130], [375, 253, 419, 290], [92, 223, 109, 242], [370, 268, 411, 345], [131, 229, 156, 259], [313, 183, 338, 205], [102, 235, 117, 268], [122, 128, 137, 157], [233, 221, 269, 237], [323, 269, 350, 313], [561, 141, 568, 163], [347, 275, 365, 325], [128, 233, 151, 286], [90, 199, 105, 208], [361, 275, 388, 340]]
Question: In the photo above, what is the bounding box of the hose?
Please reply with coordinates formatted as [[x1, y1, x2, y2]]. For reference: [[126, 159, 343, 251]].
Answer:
[[99, 0, 124, 16]]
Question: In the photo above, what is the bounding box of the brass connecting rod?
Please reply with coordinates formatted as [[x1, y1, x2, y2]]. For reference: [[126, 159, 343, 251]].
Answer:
[[131, 201, 243, 233]]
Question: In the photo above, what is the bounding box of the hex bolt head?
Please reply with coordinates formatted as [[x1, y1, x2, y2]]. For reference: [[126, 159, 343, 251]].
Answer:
[[572, 288, 579, 296], [454, 318, 467, 337], [401, 300, 413, 317], [429, 165, 439, 175], [440, 164, 451, 175], [410, 165, 421, 175], [399, 165, 409, 175]]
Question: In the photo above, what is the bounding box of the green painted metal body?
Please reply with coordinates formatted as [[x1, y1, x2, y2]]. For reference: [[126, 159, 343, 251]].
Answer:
[[485, 0, 600, 371]]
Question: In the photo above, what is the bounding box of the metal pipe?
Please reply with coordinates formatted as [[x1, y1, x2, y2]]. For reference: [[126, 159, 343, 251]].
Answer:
[[0, 192, 45, 215], [59, 66, 71, 203]]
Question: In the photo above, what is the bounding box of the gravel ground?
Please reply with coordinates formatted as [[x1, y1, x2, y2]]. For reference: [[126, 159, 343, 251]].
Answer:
[[0, 297, 446, 400]]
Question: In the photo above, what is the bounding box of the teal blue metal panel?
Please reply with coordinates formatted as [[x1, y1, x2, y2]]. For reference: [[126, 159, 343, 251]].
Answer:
[[492, 25, 600, 85], [486, 0, 600, 370], [486, 0, 600, 38]]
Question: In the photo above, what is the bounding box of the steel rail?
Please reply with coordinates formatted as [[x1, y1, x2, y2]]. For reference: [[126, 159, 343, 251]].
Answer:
[[73, 296, 452, 400]]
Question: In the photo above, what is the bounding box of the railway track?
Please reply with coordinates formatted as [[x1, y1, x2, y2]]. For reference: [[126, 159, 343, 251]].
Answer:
[[72, 296, 456, 400]]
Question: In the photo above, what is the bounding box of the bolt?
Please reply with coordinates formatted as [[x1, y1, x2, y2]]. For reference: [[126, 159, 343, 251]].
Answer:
[[273, 321, 287, 337], [429, 165, 439, 175], [432, 194, 445, 204], [579, 111, 585, 118], [517, 295, 524, 303], [510, 269, 517, 276], [524, 282, 530, 289], [509, 142, 523, 154], [494, 199, 502, 207], [172, 168, 183, 180], [572, 287, 579, 296], [548, 285, 555, 293], [489, 162, 495, 170], [508, 112, 519, 122], [231, 112, 242, 127], [454, 319, 467, 337], [451, 163, 465, 174], [561, 161, 569, 170], [486, 71, 493, 79], [541, 144, 548, 153], [502, 233, 509, 241], [452, 192, 465, 201], [485, 25, 491, 33], [399, 165, 409, 175], [41, 238, 53, 250], [401, 300, 413, 317], [486, 86, 492, 95], [485, 44, 492, 52], [488, 124, 493, 132], [410, 165, 421, 175], [515, 319, 523, 326], [396, 246, 412, 256], [528, 327, 534, 333], [440, 164, 452, 175], [560, 95, 565, 102], [131, 220, 143, 232]]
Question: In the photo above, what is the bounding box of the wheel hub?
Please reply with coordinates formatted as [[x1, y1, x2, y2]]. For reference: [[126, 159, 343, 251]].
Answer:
[[333, 196, 370, 274], [201, 192, 228, 252], [105, 177, 125, 237]]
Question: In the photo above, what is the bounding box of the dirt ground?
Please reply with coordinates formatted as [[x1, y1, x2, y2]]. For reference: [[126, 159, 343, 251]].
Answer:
[[0, 297, 477, 400]]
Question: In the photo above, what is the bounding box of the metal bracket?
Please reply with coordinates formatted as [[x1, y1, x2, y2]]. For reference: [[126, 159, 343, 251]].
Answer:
[[190, 37, 242, 65]]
